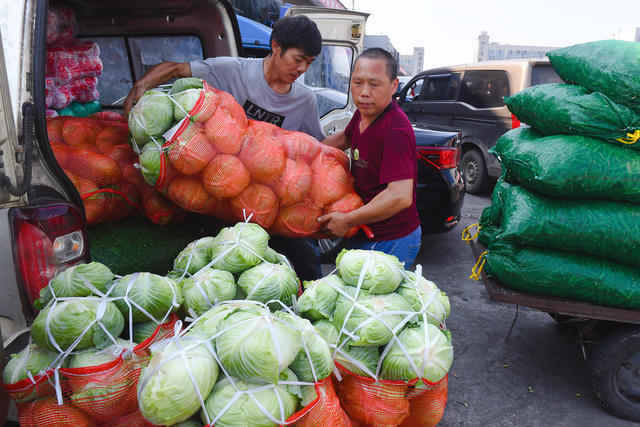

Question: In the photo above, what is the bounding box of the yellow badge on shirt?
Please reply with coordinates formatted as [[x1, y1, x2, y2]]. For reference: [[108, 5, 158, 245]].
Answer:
[[353, 148, 359, 161]]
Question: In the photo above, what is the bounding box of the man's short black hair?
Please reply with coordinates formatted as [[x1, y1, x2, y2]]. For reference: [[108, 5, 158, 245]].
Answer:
[[270, 16, 322, 57], [355, 48, 398, 81]]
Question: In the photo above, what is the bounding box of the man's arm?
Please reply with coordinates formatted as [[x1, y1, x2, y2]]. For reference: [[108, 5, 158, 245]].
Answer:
[[322, 130, 351, 150], [317, 179, 413, 237], [123, 62, 192, 116]]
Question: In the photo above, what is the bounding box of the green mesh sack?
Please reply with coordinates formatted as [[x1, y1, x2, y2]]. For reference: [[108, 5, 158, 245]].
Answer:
[[491, 127, 640, 203], [476, 180, 511, 246], [496, 184, 640, 267], [504, 83, 640, 148], [547, 40, 640, 118], [485, 240, 640, 310], [477, 223, 498, 247]]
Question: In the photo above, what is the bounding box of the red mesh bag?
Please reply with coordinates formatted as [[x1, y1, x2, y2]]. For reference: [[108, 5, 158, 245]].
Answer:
[[46, 39, 102, 85], [399, 376, 448, 427], [65, 170, 106, 224], [62, 117, 102, 147], [139, 187, 183, 225], [273, 158, 312, 206], [95, 125, 129, 152], [47, 116, 67, 143], [90, 111, 127, 122], [237, 120, 286, 183], [18, 397, 94, 427], [106, 409, 154, 427], [279, 129, 321, 163], [202, 154, 250, 199], [325, 192, 365, 238], [168, 125, 217, 175], [65, 148, 122, 187], [287, 379, 352, 427], [167, 176, 214, 213], [271, 202, 323, 238], [98, 182, 140, 223], [202, 90, 248, 155], [51, 142, 73, 167], [229, 182, 279, 228], [309, 150, 351, 206], [102, 143, 137, 166]]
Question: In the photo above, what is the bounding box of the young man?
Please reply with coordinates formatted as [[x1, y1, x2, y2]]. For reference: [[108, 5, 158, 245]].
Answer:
[[123, 15, 325, 280], [319, 48, 421, 267]]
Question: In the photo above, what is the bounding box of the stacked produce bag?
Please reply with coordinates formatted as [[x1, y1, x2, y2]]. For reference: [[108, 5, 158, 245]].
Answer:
[[46, 7, 102, 116], [129, 77, 365, 238], [47, 113, 184, 225], [476, 39, 640, 309]]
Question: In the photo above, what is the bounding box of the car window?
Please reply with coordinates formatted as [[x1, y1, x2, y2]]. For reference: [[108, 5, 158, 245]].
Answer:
[[129, 35, 204, 83], [89, 37, 133, 107], [419, 76, 449, 100], [458, 70, 509, 108], [531, 64, 563, 86], [302, 45, 353, 117]]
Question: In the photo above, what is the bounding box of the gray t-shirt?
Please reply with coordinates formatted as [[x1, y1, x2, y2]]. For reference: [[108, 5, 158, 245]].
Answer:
[[190, 57, 325, 140]]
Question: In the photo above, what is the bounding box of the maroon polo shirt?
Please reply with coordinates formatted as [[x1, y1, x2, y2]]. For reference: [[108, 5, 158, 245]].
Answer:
[[344, 99, 420, 241]]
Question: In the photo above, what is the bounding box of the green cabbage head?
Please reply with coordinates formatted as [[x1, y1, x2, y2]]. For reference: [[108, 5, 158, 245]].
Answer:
[[275, 312, 332, 382], [34, 262, 115, 309], [181, 268, 236, 317], [297, 275, 345, 321], [237, 262, 299, 307], [138, 333, 219, 425], [31, 298, 124, 352], [128, 90, 174, 146], [139, 140, 166, 186], [333, 287, 414, 347], [111, 273, 182, 323], [396, 271, 450, 325], [133, 321, 161, 344], [174, 237, 216, 275], [170, 77, 204, 95], [189, 301, 267, 337], [173, 89, 203, 122], [263, 246, 290, 266], [336, 249, 405, 293], [380, 322, 453, 382], [2, 344, 58, 385], [200, 370, 300, 427], [215, 310, 301, 384], [67, 338, 137, 369], [210, 223, 269, 273]]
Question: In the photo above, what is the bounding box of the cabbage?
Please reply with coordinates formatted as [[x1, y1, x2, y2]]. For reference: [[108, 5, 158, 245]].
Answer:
[[139, 140, 166, 186], [263, 246, 290, 266], [210, 223, 269, 273], [380, 322, 453, 382], [333, 287, 414, 347], [182, 268, 237, 316], [215, 311, 301, 383], [396, 271, 450, 325], [336, 249, 404, 293], [138, 333, 219, 425], [128, 90, 174, 146], [111, 273, 182, 323], [133, 321, 161, 344], [68, 338, 136, 369], [200, 370, 299, 427], [34, 262, 115, 309], [2, 344, 58, 385], [275, 312, 332, 382], [173, 89, 203, 122], [297, 275, 345, 321], [174, 237, 216, 275], [237, 262, 299, 307], [170, 77, 204, 95], [189, 301, 267, 336], [31, 298, 124, 352]]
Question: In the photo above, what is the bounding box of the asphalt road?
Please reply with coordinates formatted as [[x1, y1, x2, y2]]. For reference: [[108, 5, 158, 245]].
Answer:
[[417, 193, 636, 427]]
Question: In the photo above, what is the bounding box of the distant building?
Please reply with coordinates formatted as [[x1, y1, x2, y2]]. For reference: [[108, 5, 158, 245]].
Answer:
[[475, 31, 559, 62], [364, 34, 400, 65], [399, 47, 424, 76], [613, 27, 640, 42]]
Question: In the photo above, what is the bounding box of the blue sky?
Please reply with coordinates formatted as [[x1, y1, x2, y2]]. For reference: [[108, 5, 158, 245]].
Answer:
[[354, 0, 640, 69]]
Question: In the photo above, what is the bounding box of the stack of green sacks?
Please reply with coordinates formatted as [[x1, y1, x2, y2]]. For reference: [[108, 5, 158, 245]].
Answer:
[[479, 39, 640, 309], [57, 100, 102, 118]]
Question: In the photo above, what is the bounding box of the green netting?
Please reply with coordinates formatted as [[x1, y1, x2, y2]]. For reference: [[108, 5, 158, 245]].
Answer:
[[477, 224, 497, 247], [485, 240, 640, 310], [547, 40, 640, 115], [491, 127, 640, 203], [504, 83, 640, 147], [496, 184, 640, 267], [477, 180, 511, 246]]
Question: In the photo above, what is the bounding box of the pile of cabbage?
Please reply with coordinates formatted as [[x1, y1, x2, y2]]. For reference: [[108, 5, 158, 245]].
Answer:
[[297, 249, 454, 383]]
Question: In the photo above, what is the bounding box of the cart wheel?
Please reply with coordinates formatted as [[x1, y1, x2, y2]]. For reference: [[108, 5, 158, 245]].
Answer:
[[589, 325, 640, 422]]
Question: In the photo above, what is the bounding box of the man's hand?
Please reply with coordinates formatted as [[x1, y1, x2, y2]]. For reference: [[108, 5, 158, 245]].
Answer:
[[123, 83, 148, 117], [317, 212, 353, 238]]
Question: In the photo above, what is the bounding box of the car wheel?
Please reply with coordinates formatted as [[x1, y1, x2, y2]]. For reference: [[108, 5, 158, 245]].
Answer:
[[315, 237, 345, 263], [589, 325, 640, 422], [460, 149, 488, 195]]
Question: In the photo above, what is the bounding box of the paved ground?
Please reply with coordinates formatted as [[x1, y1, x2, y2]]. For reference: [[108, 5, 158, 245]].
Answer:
[[415, 193, 636, 427]]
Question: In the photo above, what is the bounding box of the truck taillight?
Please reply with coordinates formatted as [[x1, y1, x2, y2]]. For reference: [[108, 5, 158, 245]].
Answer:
[[417, 146, 459, 169], [511, 113, 521, 129], [11, 202, 88, 308]]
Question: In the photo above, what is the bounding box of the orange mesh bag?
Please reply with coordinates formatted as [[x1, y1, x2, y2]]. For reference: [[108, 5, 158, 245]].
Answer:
[[202, 154, 251, 199], [229, 181, 279, 228], [273, 158, 312, 206], [98, 182, 140, 223], [271, 202, 323, 238], [106, 409, 154, 427], [295, 379, 353, 427], [102, 143, 137, 166], [202, 90, 248, 155], [95, 125, 129, 153], [47, 116, 67, 144], [65, 170, 106, 224], [168, 124, 217, 175], [399, 376, 448, 427], [90, 111, 127, 122], [325, 192, 365, 238], [203, 197, 237, 224], [278, 129, 321, 163], [51, 142, 72, 167], [18, 397, 94, 427], [237, 120, 286, 183], [65, 148, 122, 187], [309, 150, 351, 206], [62, 117, 102, 147], [167, 176, 215, 213], [138, 185, 183, 225]]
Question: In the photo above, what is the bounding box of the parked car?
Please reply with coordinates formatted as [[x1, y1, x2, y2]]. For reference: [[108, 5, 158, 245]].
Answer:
[[397, 59, 563, 194]]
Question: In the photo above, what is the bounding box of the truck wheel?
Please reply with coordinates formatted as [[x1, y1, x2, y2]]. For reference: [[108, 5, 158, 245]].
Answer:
[[460, 150, 488, 195], [589, 325, 640, 422]]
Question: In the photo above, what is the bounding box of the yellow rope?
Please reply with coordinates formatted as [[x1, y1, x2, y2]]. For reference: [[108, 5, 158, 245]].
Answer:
[[616, 129, 640, 145], [461, 223, 480, 242], [469, 251, 488, 281]]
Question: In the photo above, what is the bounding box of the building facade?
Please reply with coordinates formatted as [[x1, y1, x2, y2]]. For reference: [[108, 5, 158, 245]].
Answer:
[[399, 47, 424, 76], [476, 31, 558, 62]]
